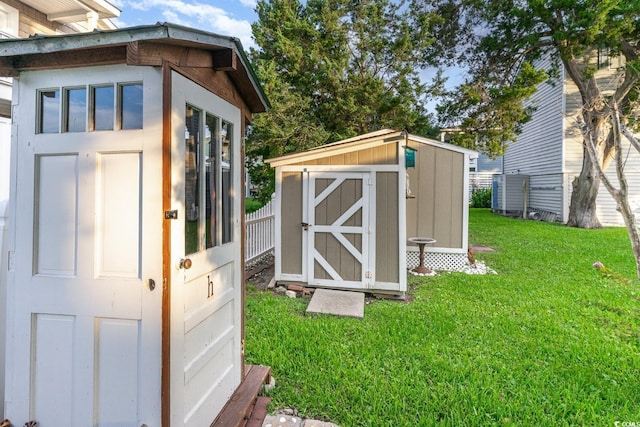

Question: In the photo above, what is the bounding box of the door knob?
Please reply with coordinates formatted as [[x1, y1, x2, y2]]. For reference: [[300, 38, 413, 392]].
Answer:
[[179, 258, 192, 269]]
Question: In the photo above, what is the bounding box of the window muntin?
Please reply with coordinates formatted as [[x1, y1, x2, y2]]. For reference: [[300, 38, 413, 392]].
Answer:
[[119, 83, 143, 130], [64, 87, 87, 132], [92, 85, 115, 131], [205, 113, 218, 249], [38, 89, 60, 133], [184, 105, 235, 254]]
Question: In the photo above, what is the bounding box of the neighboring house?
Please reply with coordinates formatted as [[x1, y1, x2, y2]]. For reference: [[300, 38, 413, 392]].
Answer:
[[497, 51, 640, 225], [0, 0, 118, 419]]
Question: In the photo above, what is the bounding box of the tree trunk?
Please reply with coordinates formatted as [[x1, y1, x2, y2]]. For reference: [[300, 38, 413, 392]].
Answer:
[[567, 146, 602, 229]]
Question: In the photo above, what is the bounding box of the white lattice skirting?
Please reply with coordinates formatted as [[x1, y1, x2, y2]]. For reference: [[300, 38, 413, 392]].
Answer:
[[406, 249, 467, 271]]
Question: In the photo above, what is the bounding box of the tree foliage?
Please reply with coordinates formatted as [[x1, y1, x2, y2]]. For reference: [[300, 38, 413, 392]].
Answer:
[[420, 0, 640, 230], [414, 0, 640, 278], [246, 0, 441, 202]]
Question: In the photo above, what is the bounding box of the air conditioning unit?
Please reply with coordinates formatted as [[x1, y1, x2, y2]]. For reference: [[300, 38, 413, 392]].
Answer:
[[492, 174, 530, 216]]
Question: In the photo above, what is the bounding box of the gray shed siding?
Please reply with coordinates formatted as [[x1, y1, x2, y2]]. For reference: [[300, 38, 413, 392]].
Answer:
[[406, 144, 464, 249], [280, 171, 303, 275], [375, 172, 399, 283]]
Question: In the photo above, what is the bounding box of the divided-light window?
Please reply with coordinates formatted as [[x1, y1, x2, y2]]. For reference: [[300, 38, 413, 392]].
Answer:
[[36, 82, 143, 133], [184, 104, 234, 255]]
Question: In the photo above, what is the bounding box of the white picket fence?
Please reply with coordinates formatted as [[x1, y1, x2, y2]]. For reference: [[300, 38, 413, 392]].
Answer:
[[469, 172, 494, 191], [245, 198, 275, 266]]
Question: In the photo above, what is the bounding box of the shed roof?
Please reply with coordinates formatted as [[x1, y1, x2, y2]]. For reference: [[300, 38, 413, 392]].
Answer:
[[0, 22, 269, 113], [266, 129, 478, 167]]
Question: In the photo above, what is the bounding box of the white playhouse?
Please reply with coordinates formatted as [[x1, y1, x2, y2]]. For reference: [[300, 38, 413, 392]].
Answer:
[[0, 24, 269, 426]]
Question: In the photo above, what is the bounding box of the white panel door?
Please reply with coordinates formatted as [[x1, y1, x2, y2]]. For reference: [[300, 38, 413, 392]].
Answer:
[[169, 72, 243, 426], [5, 67, 162, 426], [307, 172, 373, 289]]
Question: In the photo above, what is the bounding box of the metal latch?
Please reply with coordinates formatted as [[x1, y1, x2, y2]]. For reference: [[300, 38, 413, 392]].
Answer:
[[165, 210, 178, 220], [301, 222, 310, 230]]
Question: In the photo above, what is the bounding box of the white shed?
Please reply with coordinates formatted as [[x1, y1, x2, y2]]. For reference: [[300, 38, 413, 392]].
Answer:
[[0, 24, 268, 426]]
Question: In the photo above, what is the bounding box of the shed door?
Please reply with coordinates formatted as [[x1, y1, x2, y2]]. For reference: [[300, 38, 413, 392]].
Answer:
[[307, 172, 373, 289], [6, 69, 161, 426]]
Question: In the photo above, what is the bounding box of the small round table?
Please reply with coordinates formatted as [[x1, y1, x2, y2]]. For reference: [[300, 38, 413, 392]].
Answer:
[[408, 237, 436, 274]]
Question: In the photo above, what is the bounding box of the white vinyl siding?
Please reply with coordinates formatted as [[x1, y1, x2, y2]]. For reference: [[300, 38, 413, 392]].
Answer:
[[504, 56, 564, 176], [596, 137, 640, 225], [563, 52, 640, 226], [528, 174, 564, 216], [503, 55, 565, 218]]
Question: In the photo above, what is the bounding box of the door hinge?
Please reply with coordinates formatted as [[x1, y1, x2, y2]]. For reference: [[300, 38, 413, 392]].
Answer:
[[365, 271, 372, 279], [7, 250, 15, 272], [241, 339, 245, 356], [164, 210, 178, 220]]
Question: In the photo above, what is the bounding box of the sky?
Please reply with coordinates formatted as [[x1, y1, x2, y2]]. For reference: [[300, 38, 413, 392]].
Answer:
[[108, 0, 465, 115], [110, 0, 259, 51]]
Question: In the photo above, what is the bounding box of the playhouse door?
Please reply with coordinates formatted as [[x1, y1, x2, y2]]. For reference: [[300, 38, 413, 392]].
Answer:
[[6, 70, 162, 425], [307, 172, 373, 289], [168, 73, 243, 426]]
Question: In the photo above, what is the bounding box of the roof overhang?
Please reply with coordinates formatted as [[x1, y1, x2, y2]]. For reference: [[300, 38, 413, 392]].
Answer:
[[0, 23, 269, 113], [22, 0, 120, 25], [266, 129, 478, 167]]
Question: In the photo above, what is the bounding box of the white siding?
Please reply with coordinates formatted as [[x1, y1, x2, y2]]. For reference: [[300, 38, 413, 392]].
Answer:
[[562, 51, 640, 225], [596, 137, 640, 225], [528, 174, 564, 216], [504, 56, 565, 176], [503, 55, 565, 218]]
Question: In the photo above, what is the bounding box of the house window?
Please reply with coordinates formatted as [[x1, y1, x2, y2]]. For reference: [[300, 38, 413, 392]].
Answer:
[[119, 83, 143, 129], [597, 46, 609, 70], [91, 85, 115, 131], [0, 3, 18, 39], [38, 89, 60, 133], [184, 105, 235, 254], [64, 87, 87, 132]]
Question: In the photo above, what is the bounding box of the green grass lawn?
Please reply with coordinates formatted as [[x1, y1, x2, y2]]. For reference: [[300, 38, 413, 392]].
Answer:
[[245, 209, 640, 426]]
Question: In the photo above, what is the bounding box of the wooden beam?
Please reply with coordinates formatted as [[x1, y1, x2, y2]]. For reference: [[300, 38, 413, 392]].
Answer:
[[11, 46, 127, 71], [0, 58, 19, 77], [127, 41, 215, 68], [212, 48, 237, 71]]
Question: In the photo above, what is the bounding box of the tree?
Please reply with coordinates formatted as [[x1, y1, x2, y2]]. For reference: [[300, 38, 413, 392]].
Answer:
[[421, 0, 640, 230], [246, 0, 440, 201]]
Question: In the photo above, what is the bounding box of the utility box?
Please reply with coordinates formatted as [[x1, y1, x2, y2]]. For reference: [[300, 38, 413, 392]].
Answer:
[[492, 174, 530, 216], [0, 24, 267, 426]]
